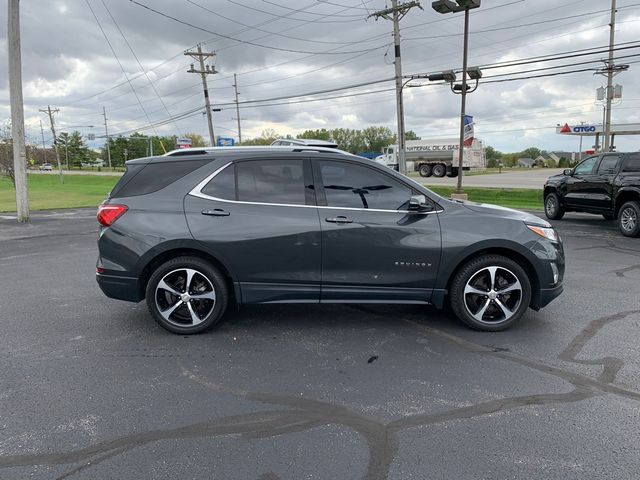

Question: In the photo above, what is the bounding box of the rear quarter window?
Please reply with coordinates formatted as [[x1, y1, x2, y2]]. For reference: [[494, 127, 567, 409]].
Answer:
[[622, 155, 640, 172], [110, 160, 209, 198]]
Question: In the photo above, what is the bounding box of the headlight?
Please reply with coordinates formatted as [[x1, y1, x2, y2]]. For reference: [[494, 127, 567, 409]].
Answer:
[[526, 224, 559, 242]]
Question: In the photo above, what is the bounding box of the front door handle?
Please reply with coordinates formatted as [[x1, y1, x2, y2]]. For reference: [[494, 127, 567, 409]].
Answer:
[[325, 216, 353, 224], [202, 209, 230, 217]]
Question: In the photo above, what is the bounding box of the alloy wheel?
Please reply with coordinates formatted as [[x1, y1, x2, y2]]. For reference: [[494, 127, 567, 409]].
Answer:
[[155, 268, 216, 327], [545, 196, 557, 217], [463, 266, 523, 325], [621, 207, 637, 232]]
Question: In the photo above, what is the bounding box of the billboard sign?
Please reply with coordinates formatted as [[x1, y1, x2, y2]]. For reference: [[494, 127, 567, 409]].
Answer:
[[176, 137, 192, 149], [216, 137, 235, 147]]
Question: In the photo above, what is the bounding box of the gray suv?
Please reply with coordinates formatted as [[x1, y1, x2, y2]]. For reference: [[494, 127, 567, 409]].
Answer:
[[96, 146, 564, 334]]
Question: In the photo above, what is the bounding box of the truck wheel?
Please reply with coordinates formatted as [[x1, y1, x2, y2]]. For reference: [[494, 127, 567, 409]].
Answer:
[[419, 164, 432, 177], [449, 254, 532, 332], [447, 167, 459, 178], [618, 201, 640, 237], [544, 192, 565, 220], [433, 164, 446, 177]]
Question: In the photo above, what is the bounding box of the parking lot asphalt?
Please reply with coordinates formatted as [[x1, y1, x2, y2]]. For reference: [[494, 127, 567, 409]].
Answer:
[[1, 208, 639, 480]]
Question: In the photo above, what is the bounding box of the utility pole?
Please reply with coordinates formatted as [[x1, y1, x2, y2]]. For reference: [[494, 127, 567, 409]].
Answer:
[[102, 106, 112, 168], [578, 121, 585, 162], [603, 0, 617, 152], [8, 0, 29, 222], [368, 0, 421, 175], [185, 45, 217, 146], [39, 120, 47, 163], [233, 73, 242, 144], [39, 105, 63, 182]]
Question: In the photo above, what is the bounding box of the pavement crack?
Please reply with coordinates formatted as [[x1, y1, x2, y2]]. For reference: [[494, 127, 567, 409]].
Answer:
[[558, 310, 640, 383], [3, 310, 640, 480]]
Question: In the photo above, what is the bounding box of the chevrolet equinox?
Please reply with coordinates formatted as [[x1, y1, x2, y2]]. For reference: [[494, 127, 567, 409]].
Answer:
[[96, 146, 564, 333]]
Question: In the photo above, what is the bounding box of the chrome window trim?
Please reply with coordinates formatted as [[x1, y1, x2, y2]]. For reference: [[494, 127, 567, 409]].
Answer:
[[188, 162, 443, 215]]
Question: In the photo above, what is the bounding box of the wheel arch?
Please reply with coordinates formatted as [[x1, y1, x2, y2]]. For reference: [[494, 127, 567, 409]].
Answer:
[[440, 244, 541, 309], [614, 188, 640, 216], [135, 241, 238, 303]]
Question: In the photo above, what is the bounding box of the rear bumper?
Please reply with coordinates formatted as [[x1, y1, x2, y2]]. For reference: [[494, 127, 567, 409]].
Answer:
[[96, 272, 143, 303], [532, 283, 564, 310]]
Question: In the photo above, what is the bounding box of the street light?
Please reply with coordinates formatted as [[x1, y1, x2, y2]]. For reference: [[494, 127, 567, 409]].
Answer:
[[432, 0, 481, 198]]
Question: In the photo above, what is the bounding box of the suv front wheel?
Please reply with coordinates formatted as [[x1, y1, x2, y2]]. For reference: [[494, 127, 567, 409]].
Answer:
[[146, 256, 229, 334], [449, 255, 532, 331]]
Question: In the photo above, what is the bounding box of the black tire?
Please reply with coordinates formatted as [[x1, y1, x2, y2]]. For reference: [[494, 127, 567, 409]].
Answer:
[[602, 212, 616, 221], [418, 164, 432, 177], [433, 164, 446, 178], [544, 192, 565, 220], [447, 167, 459, 178], [145, 256, 229, 334], [449, 254, 532, 332], [617, 201, 640, 237]]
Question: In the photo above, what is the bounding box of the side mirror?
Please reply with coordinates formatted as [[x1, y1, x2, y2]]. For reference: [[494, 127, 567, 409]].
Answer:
[[563, 168, 572, 176], [408, 195, 434, 212]]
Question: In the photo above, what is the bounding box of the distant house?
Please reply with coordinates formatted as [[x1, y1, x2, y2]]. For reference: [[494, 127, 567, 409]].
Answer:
[[535, 155, 550, 167], [517, 157, 536, 168]]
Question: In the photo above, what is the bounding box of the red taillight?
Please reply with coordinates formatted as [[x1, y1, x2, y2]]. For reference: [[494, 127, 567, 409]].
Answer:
[[97, 204, 128, 227]]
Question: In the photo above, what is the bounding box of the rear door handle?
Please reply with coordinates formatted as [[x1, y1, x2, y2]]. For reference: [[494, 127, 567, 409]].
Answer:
[[202, 209, 230, 217], [325, 216, 353, 224]]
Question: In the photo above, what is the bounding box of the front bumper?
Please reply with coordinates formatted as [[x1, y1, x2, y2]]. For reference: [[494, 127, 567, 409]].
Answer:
[[531, 282, 564, 310], [96, 272, 143, 302]]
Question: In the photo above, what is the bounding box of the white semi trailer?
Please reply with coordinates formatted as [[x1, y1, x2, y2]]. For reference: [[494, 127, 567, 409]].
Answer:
[[377, 138, 486, 177]]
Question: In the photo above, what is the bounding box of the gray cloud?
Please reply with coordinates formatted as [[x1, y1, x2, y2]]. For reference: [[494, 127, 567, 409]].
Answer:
[[1, 0, 639, 153]]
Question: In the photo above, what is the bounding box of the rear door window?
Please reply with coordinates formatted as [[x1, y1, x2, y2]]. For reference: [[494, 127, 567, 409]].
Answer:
[[236, 159, 306, 205], [597, 155, 620, 173]]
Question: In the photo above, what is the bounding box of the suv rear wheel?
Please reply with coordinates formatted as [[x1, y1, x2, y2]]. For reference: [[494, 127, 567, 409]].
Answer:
[[544, 192, 565, 220], [146, 256, 229, 334], [618, 201, 640, 237], [449, 255, 532, 331]]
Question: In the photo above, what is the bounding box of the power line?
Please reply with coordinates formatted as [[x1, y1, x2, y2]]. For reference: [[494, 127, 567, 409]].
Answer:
[[403, 3, 640, 41], [129, 0, 387, 55], [221, 0, 368, 23], [260, 0, 366, 18], [85, 0, 159, 136], [100, 0, 182, 140], [186, 0, 371, 45]]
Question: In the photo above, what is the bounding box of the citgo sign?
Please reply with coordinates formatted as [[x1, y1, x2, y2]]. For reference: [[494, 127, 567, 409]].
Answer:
[[560, 123, 597, 133]]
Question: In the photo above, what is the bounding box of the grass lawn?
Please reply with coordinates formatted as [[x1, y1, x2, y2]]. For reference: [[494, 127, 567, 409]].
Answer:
[[0, 174, 119, 212], [0, 174, 542, 213], [428, 186, 543, 210]]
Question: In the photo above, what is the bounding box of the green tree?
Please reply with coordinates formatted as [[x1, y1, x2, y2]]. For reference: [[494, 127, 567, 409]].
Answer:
[[520, 147, 541, 160], [55, 131, 90, 169], [405, 130, 420, 141], [361, 126, 395, 153], [298, 129, 331, 141], [242, 129, 281, 146]]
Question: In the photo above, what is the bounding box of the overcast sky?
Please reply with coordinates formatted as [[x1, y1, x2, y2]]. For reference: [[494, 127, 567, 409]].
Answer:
[[1, 0, 640, 154]]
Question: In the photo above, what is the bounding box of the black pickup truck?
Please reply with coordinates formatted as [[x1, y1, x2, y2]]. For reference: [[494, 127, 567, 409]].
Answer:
[[543, 152, 640, 237]]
